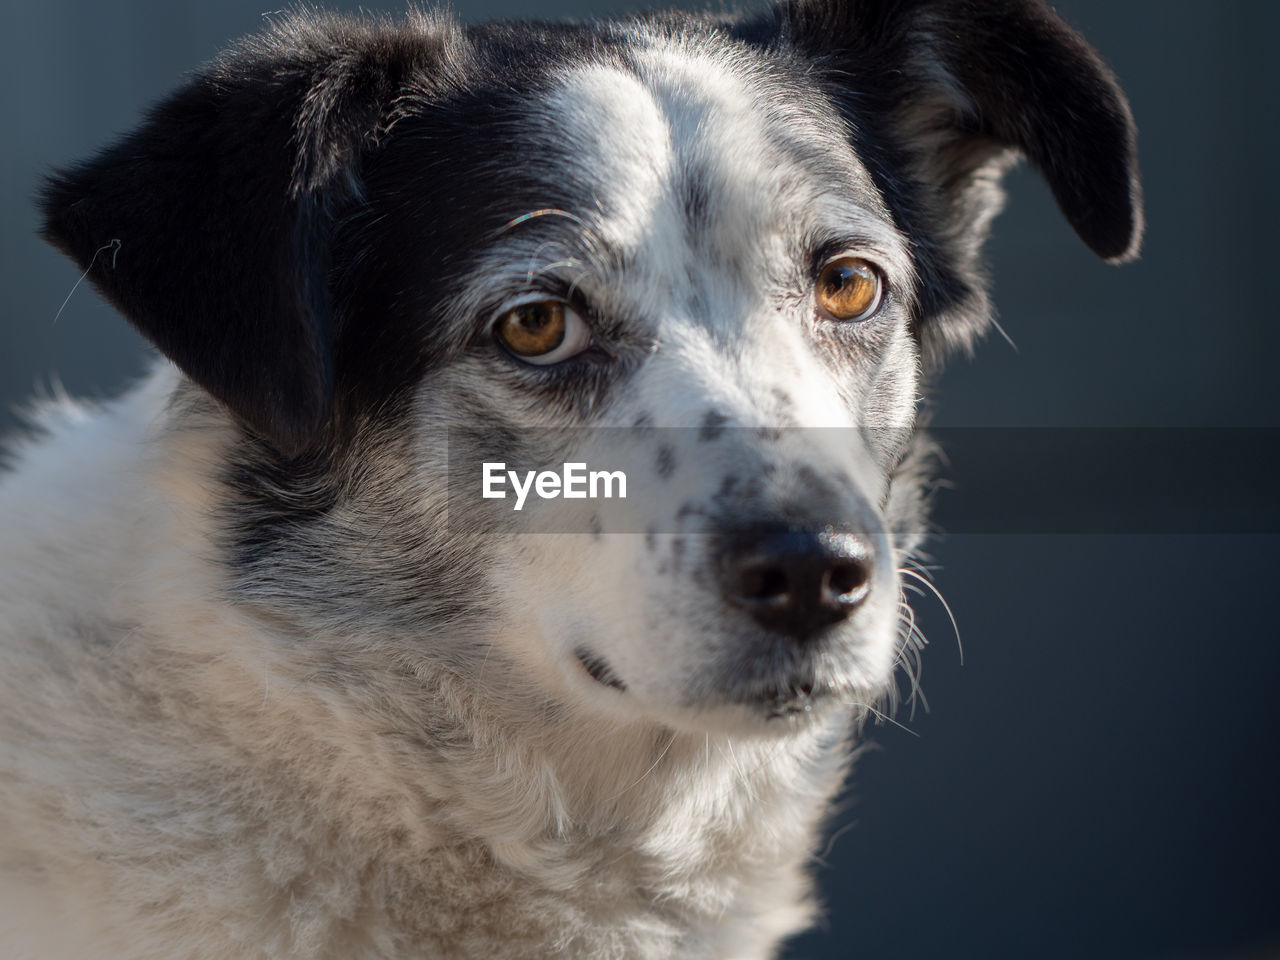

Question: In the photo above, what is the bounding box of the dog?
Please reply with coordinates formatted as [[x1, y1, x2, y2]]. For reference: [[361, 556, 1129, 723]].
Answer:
[[0, 1, 1141, 957]]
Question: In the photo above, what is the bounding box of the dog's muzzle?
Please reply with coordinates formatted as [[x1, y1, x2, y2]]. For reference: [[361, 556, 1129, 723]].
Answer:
[[717, 527, 873, 640]]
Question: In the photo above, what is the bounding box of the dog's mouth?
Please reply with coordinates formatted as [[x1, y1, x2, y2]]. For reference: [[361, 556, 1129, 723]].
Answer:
[[574, 648, 627, 691], [574, 645, 840, 722], [759, 684, 820, 720], [730, 668, 831, 720]]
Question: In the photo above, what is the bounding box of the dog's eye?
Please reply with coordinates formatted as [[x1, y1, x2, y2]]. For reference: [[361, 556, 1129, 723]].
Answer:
[[494, 300, 591, 365], [815, 257, 883, 322]]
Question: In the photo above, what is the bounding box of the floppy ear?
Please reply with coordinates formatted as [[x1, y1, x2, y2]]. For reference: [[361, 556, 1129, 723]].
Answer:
[[39, 17, 424, 456], [753, 0, 1143, 360]]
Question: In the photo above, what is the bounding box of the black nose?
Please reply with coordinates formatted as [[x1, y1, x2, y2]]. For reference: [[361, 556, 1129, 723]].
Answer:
[[719, 529, 874, 639]]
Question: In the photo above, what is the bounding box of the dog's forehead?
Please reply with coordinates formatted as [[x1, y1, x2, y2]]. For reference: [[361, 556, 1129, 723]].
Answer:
[[376, 29, 918, 373], [507, 38, 906, 288]]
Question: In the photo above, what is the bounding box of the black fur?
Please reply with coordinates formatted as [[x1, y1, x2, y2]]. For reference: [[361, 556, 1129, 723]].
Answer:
[[37, 15, 449, 455], [769, 0, 1140, 255]]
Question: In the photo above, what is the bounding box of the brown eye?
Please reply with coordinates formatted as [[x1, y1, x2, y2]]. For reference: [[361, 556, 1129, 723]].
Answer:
[[816, 257, 883, 321], [494, 299, 591, 365]]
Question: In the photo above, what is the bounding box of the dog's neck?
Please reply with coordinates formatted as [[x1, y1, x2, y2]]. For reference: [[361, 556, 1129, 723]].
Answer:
[[124, 587, 854, 955], [139, 566, 855, 888]]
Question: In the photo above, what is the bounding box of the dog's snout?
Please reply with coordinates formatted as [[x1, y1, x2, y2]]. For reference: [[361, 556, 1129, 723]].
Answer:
[[720, 529, 873, 639]]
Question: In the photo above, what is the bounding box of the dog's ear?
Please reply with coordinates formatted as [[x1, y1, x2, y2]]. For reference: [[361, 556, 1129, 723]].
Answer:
[[748, 0, 1143, 360], [39, 17, 438, 456]]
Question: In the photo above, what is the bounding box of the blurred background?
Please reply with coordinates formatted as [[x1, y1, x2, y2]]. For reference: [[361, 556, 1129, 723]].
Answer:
[[2, 1, 1277, 957]]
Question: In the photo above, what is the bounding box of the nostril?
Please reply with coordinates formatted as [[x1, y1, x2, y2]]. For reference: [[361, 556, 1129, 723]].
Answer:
[[738, 564, 790, 604], [825, 558, 870, 602]]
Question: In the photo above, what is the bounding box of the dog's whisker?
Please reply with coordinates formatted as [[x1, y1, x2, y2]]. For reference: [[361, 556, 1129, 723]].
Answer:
[[503, 207, 588, 233], [900, 566, 963, 666], [500, 208, 609, 264], [474, 637, 498, 687], [844, 700, 920, 738], [893, 597, 931, 718], [717, 738, 757, 803], [520, 241, 582, 285], [989, 315, 1020, 353], [599, 729, 678, 805], [814, 818, 859, 867]]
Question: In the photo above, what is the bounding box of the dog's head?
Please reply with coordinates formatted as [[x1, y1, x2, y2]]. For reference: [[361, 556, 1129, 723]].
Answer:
[[40, 1, 1140, 735]]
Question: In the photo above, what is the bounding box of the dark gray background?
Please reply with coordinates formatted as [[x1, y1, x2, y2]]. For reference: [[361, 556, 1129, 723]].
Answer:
[[3, 1, 1277, 958]]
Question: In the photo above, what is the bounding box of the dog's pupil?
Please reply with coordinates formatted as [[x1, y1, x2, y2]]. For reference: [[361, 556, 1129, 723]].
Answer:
[[518, 305, 551, 331]]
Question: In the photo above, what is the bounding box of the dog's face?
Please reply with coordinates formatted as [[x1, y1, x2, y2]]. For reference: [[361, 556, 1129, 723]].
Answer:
[[435, 47, 921, 731], [40, 3, 1140, 735]]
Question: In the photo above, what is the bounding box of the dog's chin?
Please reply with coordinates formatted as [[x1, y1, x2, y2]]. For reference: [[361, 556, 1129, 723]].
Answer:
[[673, 687, 852, 738]]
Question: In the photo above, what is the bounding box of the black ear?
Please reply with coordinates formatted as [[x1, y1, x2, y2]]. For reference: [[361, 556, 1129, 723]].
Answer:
[[774, 0, 1142, 261], [39, 16, 430, 456], [751, 0, 1143, 359]]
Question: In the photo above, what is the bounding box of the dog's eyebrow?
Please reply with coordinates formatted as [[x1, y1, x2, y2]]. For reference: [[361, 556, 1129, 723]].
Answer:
[[791, 218, 914, 299], [503, 208, 587, 231], [490, 211, 629, 280], [499, 208, 608, 257], [440, 221, 627, 332], [807, 226, 912, 273], [490, 208, 626, 283]]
